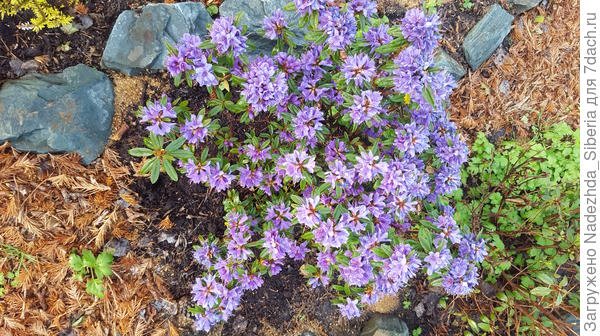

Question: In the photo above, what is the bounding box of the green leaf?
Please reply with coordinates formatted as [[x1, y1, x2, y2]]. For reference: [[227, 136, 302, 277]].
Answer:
[[165, 136, 186, 152], [374, 76, 395, 88], [69, 254, 84, 273], [81, 250, 96, 268], [422, 85, 435, 107], [535, 272, 555, 286], [86, 278, 105, 298], [163, 159, 179, 182], [531, 287, 552, 297], [206, 4, 219, 15], [150, 159, 161, 184], [128, 147, 154, 157], [418, 227, 433, 251], [96, 252, 114, 278]]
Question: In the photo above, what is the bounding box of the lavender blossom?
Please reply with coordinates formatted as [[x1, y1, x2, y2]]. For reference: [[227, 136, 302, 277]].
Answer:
[[319, 7, 357, 51], [401, 8, 441, 54], [209, 16, 247, 56], [348, 90, 384, 124], [263, 10, 287, 40], [293, 106, 324, 142], [364, 24, 393, 52], [458, 234, 488, 263], [342, 53, 376, 87], [242, 57, 288, 114], [424, 248, 452, 275], [140, 99, 176, 136], [348, 0, 377, 17], [338, 298, 361, 319], [442, 258, 479, 296], [181, 114, 208, 144]]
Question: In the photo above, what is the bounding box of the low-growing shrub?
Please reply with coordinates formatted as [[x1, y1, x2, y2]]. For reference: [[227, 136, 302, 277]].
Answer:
[[129, 1, 485, 331], [1, 0, 74, 31], [453, 123, 579, 335]]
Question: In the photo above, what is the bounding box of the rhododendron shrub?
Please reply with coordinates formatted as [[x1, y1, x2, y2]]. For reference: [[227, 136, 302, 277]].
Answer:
[[129, 1, 485, 332]]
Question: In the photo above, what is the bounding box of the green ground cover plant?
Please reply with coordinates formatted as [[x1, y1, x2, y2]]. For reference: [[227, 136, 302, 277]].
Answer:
[[453, 122, 579, 335]]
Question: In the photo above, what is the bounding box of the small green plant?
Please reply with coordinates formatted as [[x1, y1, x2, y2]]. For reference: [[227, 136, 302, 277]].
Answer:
[[461, 0, 474, 10], [0, 244, 36, 298], [402, 299, 411, 309], [0, 0, 75, 31], [454, 122, 579, 335], [412, 327, 423, 336], [69, 249, 114, 299]]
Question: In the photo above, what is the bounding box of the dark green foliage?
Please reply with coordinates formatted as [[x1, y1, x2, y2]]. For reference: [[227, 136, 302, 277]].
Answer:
[[69, 249, 114, 298]]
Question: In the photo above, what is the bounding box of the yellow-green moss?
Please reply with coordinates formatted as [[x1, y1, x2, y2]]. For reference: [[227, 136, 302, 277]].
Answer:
[[1, 0, 75, 31]]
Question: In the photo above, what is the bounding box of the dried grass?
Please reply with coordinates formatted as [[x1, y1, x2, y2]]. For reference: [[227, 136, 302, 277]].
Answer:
[[0, 145, 173, 335], [450, 0, 579, 141]]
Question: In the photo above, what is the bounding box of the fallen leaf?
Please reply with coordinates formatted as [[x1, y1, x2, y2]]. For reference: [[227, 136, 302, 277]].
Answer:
[[158, 216, 174, 231]]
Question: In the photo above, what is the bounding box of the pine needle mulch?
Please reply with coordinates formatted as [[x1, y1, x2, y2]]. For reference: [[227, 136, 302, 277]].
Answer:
[[450, 0, 579, 140], [0, 145, 178, 336]]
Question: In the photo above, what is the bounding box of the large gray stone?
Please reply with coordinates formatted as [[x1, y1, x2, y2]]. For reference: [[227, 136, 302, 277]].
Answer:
[[508, 0, 542, 14], [101, 2, 212, 75], [463, 4, 514, 70], [219, 0, 303, 55], [0, 64, 114, 164], [434, 50, 466, 81], [361, 315, 409, 336]]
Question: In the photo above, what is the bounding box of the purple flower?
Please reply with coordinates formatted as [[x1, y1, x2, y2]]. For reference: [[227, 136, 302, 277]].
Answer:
[[393, 46, 430, 99], [316, 250, 336, 272], [209, 16, 247, 56], [401, 8, 441, 54], [354, 150, 388, 183], [337, 298, 361, 319], [364, 24, 393, 52], [433, 214, 462, 245], [243, 144, 272, 162], [193, 240, 220, 268], [238, 166, 264, 189], [342, 53, 376, 87], [294, 0, 327, 15], [181, 114, 208, 144], [295, 196, 322, 229], [348, 90, 384, 124], [299, 74, 327, 102], [293, 106, 324, 142], [348, 0, 377, 17], [242, 57, 288, 114], [325, 140, 348, 162], [313, 218, 349, 248], [340, 205, 369, 233], [185, 160, 210, 184], [442, 258, 479, 296], [275, 52, 302, 76], [240, 273, 264, 290], [281, 149, 316, 183], [379, 244, 421, 292], [319, 7, 357, 51], [339, 256, 372, 286], [140, 99, 176, 136], [177, 33, 203, 58], [458, 234, 487, 263], [190, 53, 219, 87], [424, 248, 452, 275], [263, 10, 286, 40], [394, 122, 430, 157], [192, 274, 223, 309], [265, 203, 293, 230], [207, 163, 235, 192], [165, 54, 189, 77]]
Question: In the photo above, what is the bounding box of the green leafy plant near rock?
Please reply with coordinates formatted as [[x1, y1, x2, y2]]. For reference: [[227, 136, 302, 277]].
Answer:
[[0, 0, 74, 31], [452, 122, 579, 335], [69, 249, 114, 299], [0, 244, 36, 298]]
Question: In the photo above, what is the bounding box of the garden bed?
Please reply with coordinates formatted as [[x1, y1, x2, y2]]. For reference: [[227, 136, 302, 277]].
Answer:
[[0, 1, 579, 335]]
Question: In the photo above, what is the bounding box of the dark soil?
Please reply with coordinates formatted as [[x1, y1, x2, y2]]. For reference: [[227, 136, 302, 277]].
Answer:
[[0, 0, 142, 82]]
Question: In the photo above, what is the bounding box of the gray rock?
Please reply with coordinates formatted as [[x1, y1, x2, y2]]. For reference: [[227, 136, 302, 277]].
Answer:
[[104, 238, 130, 257], [102, 2, 212, 75], [434, 50, 466, 81], [219, 0, 303, 55], [508, 0, 542, 13], [463, 4, 514, 70], [361, 315, 409, 336], [0, 64, 114, 164]]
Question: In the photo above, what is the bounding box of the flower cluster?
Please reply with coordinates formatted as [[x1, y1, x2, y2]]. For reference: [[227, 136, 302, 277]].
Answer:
[[132, 2, 485, 332]]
